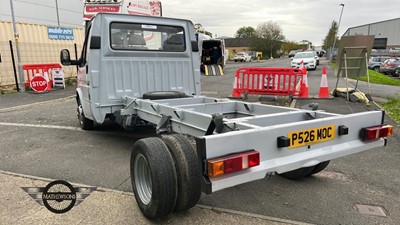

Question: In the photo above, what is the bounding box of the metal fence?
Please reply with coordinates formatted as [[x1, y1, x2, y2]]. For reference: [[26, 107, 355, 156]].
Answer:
[[0, 40, 82, 89]]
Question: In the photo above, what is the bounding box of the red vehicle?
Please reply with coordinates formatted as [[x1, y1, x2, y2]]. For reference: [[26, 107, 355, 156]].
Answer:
[[379, 58, 400, 75]]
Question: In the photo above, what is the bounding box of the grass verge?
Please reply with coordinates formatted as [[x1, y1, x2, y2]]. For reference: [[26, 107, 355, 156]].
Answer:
[[381, 97, 400, 125], [358, 70, 400, 86]]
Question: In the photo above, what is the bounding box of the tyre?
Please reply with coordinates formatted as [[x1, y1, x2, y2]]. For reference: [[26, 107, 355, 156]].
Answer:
[[373, 66, 380, 72], [308, 161, 330, 176], [77, 100, 94, 130], [162, 134, 202, 212], [143, 91, 186, 100], [131, 138, 178, 219], [278, 166, 315, 180]]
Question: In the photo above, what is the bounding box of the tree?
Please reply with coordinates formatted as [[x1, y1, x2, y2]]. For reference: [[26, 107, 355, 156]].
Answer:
[[282, 41, 300, 53], [322, 21, 340, 50], [235, 26, 256, 38], [251, 21, 285, 58]]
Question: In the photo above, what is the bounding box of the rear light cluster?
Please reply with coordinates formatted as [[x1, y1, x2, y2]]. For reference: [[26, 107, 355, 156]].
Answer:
[[207, 150, 260, 177], [361, 125, 393, 141]]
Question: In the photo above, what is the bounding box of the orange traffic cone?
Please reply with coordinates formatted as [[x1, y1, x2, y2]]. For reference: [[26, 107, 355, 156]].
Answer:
[[230, 76, 242, 99], [314, 66, 333, 99], [299, 60, 304, 69], [297, 70, 311, 98]]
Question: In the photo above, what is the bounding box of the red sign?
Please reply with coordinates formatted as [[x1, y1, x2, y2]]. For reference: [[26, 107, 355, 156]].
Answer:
[[85, 5, 120, 13], [30, 76, 48, 92]]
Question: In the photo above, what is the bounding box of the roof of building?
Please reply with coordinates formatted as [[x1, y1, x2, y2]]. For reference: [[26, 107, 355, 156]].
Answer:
[[342, 17, 400, 36], [224, 38, 253, 47]]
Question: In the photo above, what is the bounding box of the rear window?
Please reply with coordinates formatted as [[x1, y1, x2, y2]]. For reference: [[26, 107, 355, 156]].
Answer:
[[110, 22, 186, 52], [294, 52, 314, 58]]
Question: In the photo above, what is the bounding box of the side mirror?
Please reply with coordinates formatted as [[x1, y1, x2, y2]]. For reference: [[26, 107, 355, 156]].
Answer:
[[60, 49, 79, 66], [60, 49, 72, 65]]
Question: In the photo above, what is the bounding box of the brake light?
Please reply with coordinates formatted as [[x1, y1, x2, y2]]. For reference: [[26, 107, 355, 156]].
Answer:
[[207, 150, 260, 177], [361, 125, 393, 141]]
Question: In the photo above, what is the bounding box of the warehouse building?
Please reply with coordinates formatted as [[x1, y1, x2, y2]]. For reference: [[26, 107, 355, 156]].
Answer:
[[342, 17, 400, 50]]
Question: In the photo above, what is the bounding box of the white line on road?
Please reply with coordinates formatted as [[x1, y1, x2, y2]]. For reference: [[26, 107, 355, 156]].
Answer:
[[0, 122, 82, 131], [0, 95, 75, 113]]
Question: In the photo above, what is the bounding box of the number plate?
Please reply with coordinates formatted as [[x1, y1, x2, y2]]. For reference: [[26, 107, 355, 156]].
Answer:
[[288, 125, 336, 148]]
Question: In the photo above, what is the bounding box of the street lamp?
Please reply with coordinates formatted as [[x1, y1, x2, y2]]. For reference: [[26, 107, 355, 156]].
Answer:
[[329, 3, 345, 62]]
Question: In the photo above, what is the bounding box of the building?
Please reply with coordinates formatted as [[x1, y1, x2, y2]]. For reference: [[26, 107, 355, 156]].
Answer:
[[342, 17, 400, 49], [223, 38, 252, 53]]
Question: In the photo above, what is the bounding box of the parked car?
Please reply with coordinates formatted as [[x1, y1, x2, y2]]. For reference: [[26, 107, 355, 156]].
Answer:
[[233, 52, 252, 62], [291, 51, 317, 70], [312, 51, 320, 65], [394, 65, 400, 77], [368, 56, 391, 71], [288, 50, 297, 58], [379, 58, 400, 75]]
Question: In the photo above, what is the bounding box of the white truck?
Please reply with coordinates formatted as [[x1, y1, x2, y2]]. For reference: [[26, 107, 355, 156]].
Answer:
[[60, 13, 393, 220]]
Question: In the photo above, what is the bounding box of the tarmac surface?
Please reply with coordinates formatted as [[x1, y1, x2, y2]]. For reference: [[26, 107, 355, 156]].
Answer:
[[0, 59, 399, 224]]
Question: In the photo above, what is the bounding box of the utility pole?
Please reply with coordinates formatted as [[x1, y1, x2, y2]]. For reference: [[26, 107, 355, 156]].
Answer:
[[9, 0, 25, 92], [329, 3, 345, 63], [55, 0, 60, 26]]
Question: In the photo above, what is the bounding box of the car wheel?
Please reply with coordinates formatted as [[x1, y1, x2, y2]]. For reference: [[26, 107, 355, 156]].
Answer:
[[234, 60, 237, 62], [77, 100, 94, 130], [373, 67, 380, 72]]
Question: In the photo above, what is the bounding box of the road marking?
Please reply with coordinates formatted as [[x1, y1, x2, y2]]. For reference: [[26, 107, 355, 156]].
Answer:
[[0, 122, 154, 138], [0, 122, 82, 131], [0, 95, 74, 113]]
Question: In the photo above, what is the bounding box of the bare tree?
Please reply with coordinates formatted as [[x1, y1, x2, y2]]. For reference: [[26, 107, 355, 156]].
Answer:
[[252, 21, 285, 58]]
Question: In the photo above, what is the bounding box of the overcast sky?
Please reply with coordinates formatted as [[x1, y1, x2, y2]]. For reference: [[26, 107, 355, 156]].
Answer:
[[1, 0, 399, 46]]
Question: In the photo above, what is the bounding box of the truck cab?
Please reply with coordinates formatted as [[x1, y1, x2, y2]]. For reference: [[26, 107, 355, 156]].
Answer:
[[61, 13, 200, 129]]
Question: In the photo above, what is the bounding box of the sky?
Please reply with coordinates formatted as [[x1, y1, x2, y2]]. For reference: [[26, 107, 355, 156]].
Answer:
[[1, 0, 399, 46]]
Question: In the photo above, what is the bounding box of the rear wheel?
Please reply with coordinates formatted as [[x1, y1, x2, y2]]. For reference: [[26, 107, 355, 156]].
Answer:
[[162, 134, 202, 212], [373, 66, 380, 72], [278, 167, 315, 180], [308, 161, 330, 176], [131, 138, 178, 219]]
